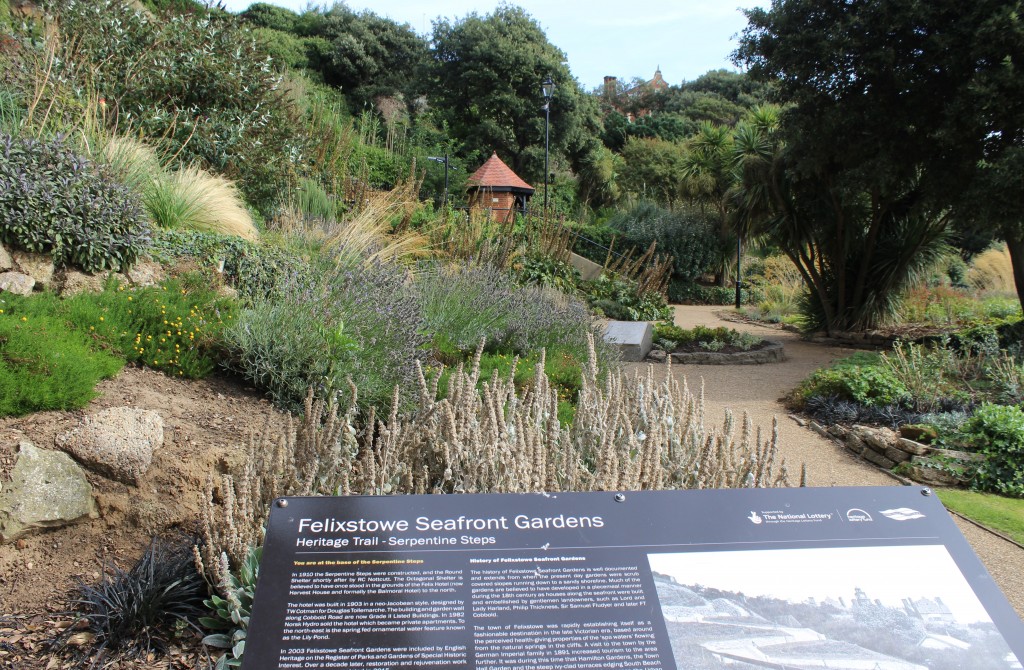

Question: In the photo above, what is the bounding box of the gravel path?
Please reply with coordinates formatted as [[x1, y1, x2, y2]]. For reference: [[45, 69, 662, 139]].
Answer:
[[624, 305, 1024, 618]]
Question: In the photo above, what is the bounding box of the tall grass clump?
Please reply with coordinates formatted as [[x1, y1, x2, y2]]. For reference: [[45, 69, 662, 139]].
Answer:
[[968, 245, 1017, 294], [146, 166, 258, 241], [221, 262, 427, 413], [270, 179, 430, 268]]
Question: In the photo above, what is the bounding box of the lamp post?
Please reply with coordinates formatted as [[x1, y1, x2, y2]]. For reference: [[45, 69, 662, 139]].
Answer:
[[427, 154, 452, 206], [542, 76, 554, 218], [735, 235, 743, 309]]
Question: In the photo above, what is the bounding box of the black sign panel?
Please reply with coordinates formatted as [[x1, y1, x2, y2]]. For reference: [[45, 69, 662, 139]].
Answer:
[[246, 487, 1024, 669]]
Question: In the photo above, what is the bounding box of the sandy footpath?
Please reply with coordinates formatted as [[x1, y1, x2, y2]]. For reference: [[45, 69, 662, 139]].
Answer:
[[623, 305, 1024, 618]]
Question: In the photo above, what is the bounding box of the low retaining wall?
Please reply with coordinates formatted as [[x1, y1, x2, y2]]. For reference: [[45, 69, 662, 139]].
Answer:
[[809, 422, 981, 487], [647, 340, 785, 365]]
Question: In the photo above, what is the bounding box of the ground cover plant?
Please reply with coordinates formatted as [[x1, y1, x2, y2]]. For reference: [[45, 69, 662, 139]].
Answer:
[[653, 322, 763, 353], [0, 275, 235, 416], [0, 304, 124, 416], [796, 332, 1024, 496], [58, 537, 207, 665]]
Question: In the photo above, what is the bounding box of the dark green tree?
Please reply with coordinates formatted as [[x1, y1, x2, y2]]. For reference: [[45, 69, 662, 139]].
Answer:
[[734, 0, 1024, 331], [430, 5, 600, 185]]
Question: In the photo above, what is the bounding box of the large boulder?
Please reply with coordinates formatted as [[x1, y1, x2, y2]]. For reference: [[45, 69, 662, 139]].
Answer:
[[0, 271, 35, 295], [56, 407, 164, 485], [0, 442, 98, 544]]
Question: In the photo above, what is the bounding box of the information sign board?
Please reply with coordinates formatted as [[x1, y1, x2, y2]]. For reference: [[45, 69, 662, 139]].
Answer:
[[246, 487, 1024, 669]]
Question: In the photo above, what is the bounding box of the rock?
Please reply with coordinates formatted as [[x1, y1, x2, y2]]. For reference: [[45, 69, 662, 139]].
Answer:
[[845, 433, 867, 456], [905, 464, 965, 487], [58, 270, 109, 296], [827, 424, 848, 439], [604, 321, 653, 362], [216, 284, 239, 300], [646, 349, 668, 363], [0, 271, 35, 295], [931, 448, 985, 462], [56, 408, 164, 485], [126, 260, 165, 287], [900, 424, 938, 443], [884, 446, 912, 464], [809, 421, 831, 439], [11, 251, 54, 289], [896, 438, 932, 456], [0, 442, 98, 543], [668, 341, 786, 365], [861, 447, 897, 470], [852, 425, 896, 454], [0, 242, 12, 271]]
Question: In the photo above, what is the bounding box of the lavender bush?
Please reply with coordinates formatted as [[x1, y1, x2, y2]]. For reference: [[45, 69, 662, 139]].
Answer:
[[221, 261, 427, 413], [415, 262, 614, 365], [0, 133, 149, 272]]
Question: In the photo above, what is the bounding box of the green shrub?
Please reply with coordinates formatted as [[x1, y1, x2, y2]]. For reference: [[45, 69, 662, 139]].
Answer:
[[668, 280, 753, 305], [607, 201, 719, 283], [0, 133, 149, 272], [252, 26, 310, 69], [958, 404, 1024, 497], [515, 255, 580, 294], [653, 323, 763, 351], [799, 357, 908, 407], [65, 276, 236, 379], [222, 263, 427, 413], [48, 0, 307, 215], [0, 307, 124, 416], [148, 229, 306, 301], [582, 274, 671, 321]]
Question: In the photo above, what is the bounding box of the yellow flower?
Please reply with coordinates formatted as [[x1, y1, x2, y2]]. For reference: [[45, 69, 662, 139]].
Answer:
[[20, 316, 27, 322], [99, 316, 104, 322], [127, 296, 133, 301]]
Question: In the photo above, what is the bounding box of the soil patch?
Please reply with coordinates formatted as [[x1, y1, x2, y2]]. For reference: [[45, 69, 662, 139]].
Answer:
[[0, 365, 287, 668]]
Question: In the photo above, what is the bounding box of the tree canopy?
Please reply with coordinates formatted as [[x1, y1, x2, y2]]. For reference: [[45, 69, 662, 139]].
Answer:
[[734, 0, 1024, 329], [430, 5, 600, 184]]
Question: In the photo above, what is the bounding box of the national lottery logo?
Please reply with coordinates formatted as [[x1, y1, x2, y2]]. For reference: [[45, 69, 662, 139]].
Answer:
[[747, 511, 763, 524]]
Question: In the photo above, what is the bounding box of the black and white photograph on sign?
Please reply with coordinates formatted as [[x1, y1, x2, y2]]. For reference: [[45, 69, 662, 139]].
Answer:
[[648, 545, 1022, 670]]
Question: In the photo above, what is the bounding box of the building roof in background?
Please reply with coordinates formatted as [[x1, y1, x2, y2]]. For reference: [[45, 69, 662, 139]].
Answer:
[[467, 153, 534, 193]]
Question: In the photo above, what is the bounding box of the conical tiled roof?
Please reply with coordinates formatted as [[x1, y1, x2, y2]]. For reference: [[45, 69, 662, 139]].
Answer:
[[467, 153, 534, 193]]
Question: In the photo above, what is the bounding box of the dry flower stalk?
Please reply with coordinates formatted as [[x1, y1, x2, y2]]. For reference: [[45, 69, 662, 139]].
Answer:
[[199, 336, 790, 590]]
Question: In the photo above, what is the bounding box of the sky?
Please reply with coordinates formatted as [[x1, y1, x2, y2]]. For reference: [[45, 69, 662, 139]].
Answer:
[[648, 545, 994, 624], [218, 0, 770, 91]]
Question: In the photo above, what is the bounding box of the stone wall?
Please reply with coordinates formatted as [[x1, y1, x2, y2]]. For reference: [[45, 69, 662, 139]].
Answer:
[[809, 421, 982, 487], [0, 242, 165, 297]]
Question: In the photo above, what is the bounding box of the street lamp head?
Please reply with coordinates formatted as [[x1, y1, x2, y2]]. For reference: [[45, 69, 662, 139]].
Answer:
[[542, 77, 555, 99]]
